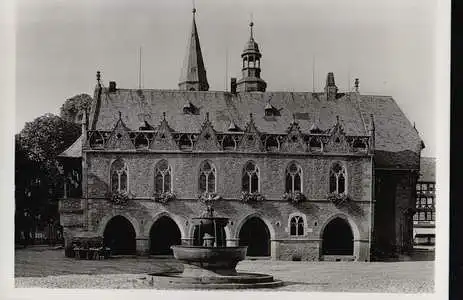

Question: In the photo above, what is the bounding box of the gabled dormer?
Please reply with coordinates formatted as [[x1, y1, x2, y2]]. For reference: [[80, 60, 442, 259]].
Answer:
[[281, 116, 306, 153], [150, 113, 178, 151], [194, 112, 220, 151], [105, 113, 135, 150], [239, 113, 264, 152]]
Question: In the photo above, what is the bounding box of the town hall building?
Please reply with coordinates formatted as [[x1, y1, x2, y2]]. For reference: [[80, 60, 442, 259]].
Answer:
[[59, 8, 424, 261]]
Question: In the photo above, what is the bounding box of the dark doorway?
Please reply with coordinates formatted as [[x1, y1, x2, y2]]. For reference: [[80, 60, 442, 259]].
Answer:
[[150, 216, 181, 255], [239, 217, 270, 256], [103, 216, 136, 255], [322, 218, 354, 255]]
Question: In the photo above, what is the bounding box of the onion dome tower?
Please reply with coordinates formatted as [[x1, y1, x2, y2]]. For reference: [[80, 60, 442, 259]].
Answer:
[[236, 21, 267, 92], [178, 7, 209, 91]]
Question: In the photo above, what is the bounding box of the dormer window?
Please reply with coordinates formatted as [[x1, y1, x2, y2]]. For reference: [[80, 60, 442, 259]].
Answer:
[[183, 101, 199, 115], [264, 102, 280, 117]]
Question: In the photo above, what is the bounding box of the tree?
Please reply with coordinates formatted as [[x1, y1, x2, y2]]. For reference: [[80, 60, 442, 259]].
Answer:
[[16, 114, 81, 220], [59, 93, 93, 123]]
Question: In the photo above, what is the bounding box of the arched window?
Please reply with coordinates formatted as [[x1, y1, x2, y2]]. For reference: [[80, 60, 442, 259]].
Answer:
[[110, 159, 128, 193], [290, 216, 304, 236], [242, 162, 259, 193], [155, 160, 172, 194], [329, 163, 347, 194], [199, 161, 216, 193], [285, 162, 302, 193]]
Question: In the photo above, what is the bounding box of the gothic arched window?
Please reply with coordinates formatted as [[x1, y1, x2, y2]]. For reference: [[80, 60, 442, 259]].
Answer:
[[242, 161, 259, 193], [155, 160, 172, 194], [110, 159, 128, 193], [285, 162, 302, 193], [329, 162, 347, 194], [290, 216, 304, 236], [199, 161, 216, 193]]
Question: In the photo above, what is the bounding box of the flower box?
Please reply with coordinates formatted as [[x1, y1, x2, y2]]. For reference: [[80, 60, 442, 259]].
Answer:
[[241, 192, 265, 203]]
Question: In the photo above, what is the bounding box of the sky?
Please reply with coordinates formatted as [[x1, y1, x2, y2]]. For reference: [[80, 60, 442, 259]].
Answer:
[[16, 0, 437, 157]]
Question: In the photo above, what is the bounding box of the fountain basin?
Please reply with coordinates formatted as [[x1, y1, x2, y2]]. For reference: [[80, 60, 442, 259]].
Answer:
[[171, 245, 247, 276]]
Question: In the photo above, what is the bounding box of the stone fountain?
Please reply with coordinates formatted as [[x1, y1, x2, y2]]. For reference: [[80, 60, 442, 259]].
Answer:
[[148, 194, 283, 289]]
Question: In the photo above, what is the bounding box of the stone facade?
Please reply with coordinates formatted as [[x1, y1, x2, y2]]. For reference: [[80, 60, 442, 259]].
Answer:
[[60, 148, 374, 261]]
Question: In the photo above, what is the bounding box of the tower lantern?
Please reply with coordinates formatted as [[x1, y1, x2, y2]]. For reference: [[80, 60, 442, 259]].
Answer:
[[236, 21, 267, 93]]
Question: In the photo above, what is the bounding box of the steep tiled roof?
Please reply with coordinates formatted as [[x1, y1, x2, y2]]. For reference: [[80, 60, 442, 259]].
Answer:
[[58, 134, 82, 158], [419, 157, 436, 182], [84, 88, 422, 169]]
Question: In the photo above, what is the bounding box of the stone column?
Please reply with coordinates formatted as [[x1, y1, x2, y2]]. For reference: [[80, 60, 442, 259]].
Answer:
[[270, 240, 280, 260], [136, 236, 150, 256]]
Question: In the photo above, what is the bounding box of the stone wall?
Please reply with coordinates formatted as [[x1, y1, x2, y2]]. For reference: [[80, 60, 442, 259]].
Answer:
[[61, 151, 374, 261], [85, 152, 372, 202]]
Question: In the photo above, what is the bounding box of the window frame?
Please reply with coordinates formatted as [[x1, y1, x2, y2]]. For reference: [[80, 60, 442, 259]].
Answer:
[[329, 162, 348, 194], [285, 162, 303, 194], [199, 160, 217, 193], [155, 160, 172, 194], [110, 159, 129, 194], [242, 161, 260, 193]]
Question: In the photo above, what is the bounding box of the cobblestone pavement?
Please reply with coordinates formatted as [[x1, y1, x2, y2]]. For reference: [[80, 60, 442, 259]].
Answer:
[[15, 248, 434, 293]]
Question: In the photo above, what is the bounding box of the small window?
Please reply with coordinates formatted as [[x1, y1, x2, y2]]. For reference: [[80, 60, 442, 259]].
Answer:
[[265, 136, 279, 152], [110, 159, 128, 193], [242, 162, 259, 193], [222, 135, 235, 150], [309, 137, 322, 150], [155, 160, 172, 194], [199, 161, 216, 193], [179, 134, 192, 150], [290, 216, 304, 236], [134, 133, 149, 149], [329, 163, 347, 194]]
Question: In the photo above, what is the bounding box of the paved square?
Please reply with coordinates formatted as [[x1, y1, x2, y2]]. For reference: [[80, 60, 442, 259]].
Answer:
[[15, 248, 434, 293]]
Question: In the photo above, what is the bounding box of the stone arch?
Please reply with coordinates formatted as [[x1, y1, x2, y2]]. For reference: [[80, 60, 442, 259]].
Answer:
[[318, 214, 361, 259], [318, 214, 360, 241], [148, 214, 182, 255], [144, 212, 187, 239], [235, 214, 275, 257], [100, 215, 137, 255], [98, 212, 141, 238]]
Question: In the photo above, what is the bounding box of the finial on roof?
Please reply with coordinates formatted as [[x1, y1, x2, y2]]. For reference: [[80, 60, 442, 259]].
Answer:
[[249, 12, 254, 39], [292, 113, 297, 124], [336, 115, 340, 124], [163, 112, 166, 121], [354, 78, 359, 92], [206, 112, 210, 122], [118, 111, 122, 119], [249, 113, 254, 122], [192, 0, 196, 14], [96, 71, 101, 85]]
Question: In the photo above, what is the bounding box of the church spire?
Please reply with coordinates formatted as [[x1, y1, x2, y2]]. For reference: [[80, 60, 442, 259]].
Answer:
[[178, 7, 209, 91]]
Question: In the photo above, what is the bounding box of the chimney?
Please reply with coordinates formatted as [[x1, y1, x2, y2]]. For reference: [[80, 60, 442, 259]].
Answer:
[[324, 72, 338, 100], [109, 81, 117, 92], [230, 77, 237, 94]]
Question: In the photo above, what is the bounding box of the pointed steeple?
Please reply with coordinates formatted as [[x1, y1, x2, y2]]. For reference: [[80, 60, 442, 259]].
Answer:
[[178, 7, 209, 91]]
